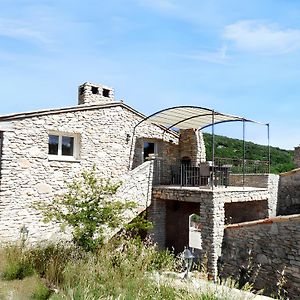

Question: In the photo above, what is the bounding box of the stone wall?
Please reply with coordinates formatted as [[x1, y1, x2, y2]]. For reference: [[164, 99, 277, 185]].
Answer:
[[294, 146, 300, 168], [229, 174, 269, 188], [229, 174, 279, 217], [78, 82, 115, 105], [132, 137, 179, 171], [0, 103, 177, 244], [115, 160, 154, 214], [278, 169, 300, 215], [179, 129, 206, 164], [220, 215, 300, 299], [147, 199, 166, 250], [151, 186, 272, 280]]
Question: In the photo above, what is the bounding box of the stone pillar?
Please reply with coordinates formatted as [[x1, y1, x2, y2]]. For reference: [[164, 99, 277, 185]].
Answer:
[[267, 174, 279, 217], [78, 82, 115, 105], [147, 199, 166, 250], [199, 192, 225, 281], [294, 146, 300, 169], [179, 129, 206, 164]]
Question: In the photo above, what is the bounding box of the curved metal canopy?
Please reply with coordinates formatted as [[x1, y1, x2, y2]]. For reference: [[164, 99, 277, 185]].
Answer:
[[137, 106, 266, 131]]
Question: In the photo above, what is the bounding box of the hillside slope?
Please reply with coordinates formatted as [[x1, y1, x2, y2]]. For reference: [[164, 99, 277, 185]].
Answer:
[[203, 133, 294, 174]]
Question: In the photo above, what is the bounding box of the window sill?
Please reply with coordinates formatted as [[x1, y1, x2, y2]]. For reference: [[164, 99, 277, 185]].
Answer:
[[48, 155, 81, 163]]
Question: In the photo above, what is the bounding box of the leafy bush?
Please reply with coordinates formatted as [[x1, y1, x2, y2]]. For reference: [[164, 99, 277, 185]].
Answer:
[[34, 167, 136, 252]]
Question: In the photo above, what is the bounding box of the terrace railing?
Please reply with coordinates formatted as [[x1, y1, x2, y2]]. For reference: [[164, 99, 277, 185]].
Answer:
[[152, 157, 269, 188]]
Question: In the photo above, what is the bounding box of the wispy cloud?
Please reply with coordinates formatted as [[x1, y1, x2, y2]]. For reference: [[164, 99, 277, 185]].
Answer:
[[0, 18, 53, 47], [223, 20, 300, 55], [180, 45, 230, 64], [135, 0, 177, 12]]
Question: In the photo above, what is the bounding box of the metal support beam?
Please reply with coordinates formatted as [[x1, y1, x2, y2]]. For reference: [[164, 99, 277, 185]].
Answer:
[[211, 111, 215, 190], [243, 120, 246, 188], [267, 124, 271, 173]]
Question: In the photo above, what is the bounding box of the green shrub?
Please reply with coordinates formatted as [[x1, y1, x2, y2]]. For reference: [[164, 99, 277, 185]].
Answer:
[[31, 281, 52, 300], [2, 245, 34, 280], [34, 167, 136, 252], [26, 243, 77, 285], [148, 247, 179, 272]]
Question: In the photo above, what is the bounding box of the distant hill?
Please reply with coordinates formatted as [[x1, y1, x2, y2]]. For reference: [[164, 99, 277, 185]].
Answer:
[[203, 133, 294, 174]]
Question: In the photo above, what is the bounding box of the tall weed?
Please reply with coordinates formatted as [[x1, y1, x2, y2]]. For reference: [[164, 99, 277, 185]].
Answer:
[[2, 245, 34, 280]]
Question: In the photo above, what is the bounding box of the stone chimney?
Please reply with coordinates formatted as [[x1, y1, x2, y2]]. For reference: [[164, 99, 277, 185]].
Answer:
[[78, 82, 115, 105], [179, 129, 206, 164], [294, 145, 300, 168]]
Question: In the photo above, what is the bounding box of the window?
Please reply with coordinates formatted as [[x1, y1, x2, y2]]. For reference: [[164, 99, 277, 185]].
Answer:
[[102, 88, 110, 97], [143, 141, 157, 161], [48, 133, 79, 161], [91, 86, 99, 94]]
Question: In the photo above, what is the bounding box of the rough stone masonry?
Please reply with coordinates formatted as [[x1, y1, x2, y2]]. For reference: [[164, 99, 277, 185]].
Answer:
[[0, 82, 179, 244]]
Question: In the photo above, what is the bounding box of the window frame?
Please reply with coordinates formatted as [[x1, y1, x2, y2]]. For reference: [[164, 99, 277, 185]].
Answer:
[[48, 132, 80, 162]]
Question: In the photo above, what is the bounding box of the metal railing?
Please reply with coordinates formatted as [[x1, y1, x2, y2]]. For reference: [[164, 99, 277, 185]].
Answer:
[[153, 157, 269, 188]]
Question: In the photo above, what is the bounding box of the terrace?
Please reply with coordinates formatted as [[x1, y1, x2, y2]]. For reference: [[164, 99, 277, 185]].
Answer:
[[133, 105, 271, 190], [133, 106, 278, 279]]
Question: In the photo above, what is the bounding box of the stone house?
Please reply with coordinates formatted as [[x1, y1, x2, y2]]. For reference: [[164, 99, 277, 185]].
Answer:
[[4, 82, 300, 297], [0, 82, 206, 244]]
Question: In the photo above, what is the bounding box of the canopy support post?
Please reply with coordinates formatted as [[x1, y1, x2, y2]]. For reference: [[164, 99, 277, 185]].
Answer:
[[267, 124, 270, 174], [211, 111, 215, 190], [243, 120, 246, 188]]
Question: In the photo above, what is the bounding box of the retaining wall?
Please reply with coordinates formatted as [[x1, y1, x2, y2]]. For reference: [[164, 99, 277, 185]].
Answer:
[[220, 215, 300, 299]]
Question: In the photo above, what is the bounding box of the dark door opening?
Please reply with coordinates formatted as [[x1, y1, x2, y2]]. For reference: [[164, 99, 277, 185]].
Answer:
[[165, 200, 200, 254], [143, 141, 156, 161]]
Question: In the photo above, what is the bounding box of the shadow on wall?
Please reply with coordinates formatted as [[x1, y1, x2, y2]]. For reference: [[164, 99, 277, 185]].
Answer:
[[224, 201, 268, 224]]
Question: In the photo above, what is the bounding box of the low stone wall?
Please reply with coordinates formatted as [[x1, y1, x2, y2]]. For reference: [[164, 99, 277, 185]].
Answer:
[[228, 174, 279, 217], [220, 215, 300, 299], [115, 160, 154, 218], [229, 174, 269, 188], [278, 169, 300, 215]]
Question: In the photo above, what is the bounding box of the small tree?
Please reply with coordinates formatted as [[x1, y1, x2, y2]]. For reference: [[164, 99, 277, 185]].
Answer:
[[35, 167, 136, 251]]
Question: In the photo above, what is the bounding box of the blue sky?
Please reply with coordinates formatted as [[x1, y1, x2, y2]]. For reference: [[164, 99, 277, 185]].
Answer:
[[0, 0, 300, 149]]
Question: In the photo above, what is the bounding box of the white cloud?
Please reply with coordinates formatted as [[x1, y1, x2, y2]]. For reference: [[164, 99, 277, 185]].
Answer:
[[0, 18, 52, 46], [223, 20, 300, 55], [180, 45, 230, 64]]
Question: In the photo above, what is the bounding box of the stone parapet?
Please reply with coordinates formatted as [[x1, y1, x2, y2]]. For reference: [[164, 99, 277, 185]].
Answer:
[[294, 146, 300, 168], [278, 168, 300, 215]]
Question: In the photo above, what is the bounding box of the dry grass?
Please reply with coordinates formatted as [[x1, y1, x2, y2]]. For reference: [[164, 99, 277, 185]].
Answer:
[[0, 275, 42, 300]]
